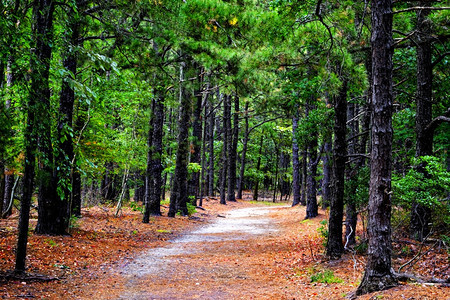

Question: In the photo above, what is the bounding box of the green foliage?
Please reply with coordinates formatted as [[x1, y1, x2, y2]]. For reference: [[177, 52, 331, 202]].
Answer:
[[392, 156, 450, 209], [310, 269, 343, 284], [317, 219, 328, 247], [130, 201, 144, 213]]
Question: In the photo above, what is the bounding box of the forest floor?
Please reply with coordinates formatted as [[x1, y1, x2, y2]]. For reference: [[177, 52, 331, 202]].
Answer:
[[0, 195, 449, 299]]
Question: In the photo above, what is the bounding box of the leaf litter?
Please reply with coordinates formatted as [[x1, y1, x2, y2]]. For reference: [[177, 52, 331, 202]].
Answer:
[[0, 197, 448, 299]]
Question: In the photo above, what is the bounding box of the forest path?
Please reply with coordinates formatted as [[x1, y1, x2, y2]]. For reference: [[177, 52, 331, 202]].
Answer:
[[115, 205, 288, 299]]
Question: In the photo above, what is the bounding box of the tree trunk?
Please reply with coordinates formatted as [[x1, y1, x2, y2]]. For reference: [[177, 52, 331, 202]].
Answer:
[[227, 95, 239, 202], [326, 80, 348, 259], [345, 100, 358, 247], [237, 102, 249, 200], [321, 139, 332, 209], [16, 0, 56, 272], [143, 94, 165, 222], [207, 97, 215, 196], [220, 94, 230, 205], [188, 72, 203, 203], [252, 134, 264, 201], [305, 133, 318, 219], [300, 149, 307, 206], [168, 62, 191, 217], [356, 0, 398, 294], [411, 2, 433, 242], [33, 0, 67, 235], [292, 108, 301, 206]]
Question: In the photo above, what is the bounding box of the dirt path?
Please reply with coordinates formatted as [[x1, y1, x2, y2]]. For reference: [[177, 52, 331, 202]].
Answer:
[[77, 203, 449, 300], [115, 206, 285, 299]]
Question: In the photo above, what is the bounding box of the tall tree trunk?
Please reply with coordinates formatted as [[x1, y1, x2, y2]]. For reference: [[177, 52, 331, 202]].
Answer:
[[411, 2, 433, 242], [207, 97, 215, 196], [188, 70, 203, 203], [292, 107, 301, 206], [16, 0, 55, 272], [345, 100, 358, 247], [34, 0, 65, 235], [326, 80, 348, 259], [321, 138, 332, 209], [356, 0, 398, 294], [300, 149, 307, 206], [220, 94, 230, 205], [168, 62, 191, 217], [252, 134, 264, 201], [305, 133, 318, 219], [143, 94, 165, 222], [237, 102, 249, 200], [227, 95, 239, 202]]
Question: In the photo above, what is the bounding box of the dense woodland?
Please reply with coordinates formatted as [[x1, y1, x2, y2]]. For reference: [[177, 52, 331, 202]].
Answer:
[[0, 0, 449, 296]]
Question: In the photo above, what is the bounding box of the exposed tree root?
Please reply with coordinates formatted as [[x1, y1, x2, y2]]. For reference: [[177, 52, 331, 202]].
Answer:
[[0, 270, 59, 283]]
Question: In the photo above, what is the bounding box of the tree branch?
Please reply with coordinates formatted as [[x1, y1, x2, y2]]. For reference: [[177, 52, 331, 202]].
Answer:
[[393, 6, 450, 14], [425, 108, 450, 135]]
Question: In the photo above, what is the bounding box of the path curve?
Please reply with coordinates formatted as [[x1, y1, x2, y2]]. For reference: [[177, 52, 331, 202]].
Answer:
[[116, 206, 286, 299]]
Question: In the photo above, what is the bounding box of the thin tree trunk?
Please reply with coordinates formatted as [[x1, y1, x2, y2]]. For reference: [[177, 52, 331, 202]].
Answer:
[[227, 95, 239, 202], [252, 134, 264, 201], [207, 98, 215, 197], [237, 102, 249, 199], [326, 80, 348, 259], [305, 134, 319, 219], [168, 62, 191, 217], [300, 149, 307, 206], [292, 108, 301, 206], [411, 1, 433, 242], [220, 94, 229, 205], [356, 0, 398, 294]]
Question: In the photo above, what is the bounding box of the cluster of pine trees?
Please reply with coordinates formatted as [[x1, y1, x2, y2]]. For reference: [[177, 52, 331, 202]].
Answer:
[[0, 0, 448, 295]]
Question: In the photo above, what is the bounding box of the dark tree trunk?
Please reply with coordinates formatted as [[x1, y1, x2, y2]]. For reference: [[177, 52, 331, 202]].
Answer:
[[300, 149, 307, 206], [237, 102, 249, 200], [356, 0, 398, 294], [326, 80, 348, 259], [188, 74, 203, 203], [143, 95, 165, 222], [33, 0, 67, 236], [252, 134, 264, 201], [207, 98, 215, 196], [292, 108, 301, 206], [280, 151, 290, 200], [220, 94, 230, 205], [345, 101, 358, 247], [321, 138, 332, 209], [305, 133, 318, 219], [227, 95, 239, 202], [168, 63, 191, 217], [16, 0, 55, 272], [199, 90, 210, 207], [411, 2, 433, 242]]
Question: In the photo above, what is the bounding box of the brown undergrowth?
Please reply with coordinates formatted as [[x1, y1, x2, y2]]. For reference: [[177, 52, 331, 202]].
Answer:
[[0, 197, 448, 299]]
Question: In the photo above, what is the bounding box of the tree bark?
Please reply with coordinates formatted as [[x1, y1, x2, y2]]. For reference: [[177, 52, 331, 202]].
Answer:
[[292, 107, 301, 206], [227, 95, 239, 202], [16, 0, 56, 272], [220, 94, 230, 205], [207, 97, 215, 196], [326, 80, 348, 259], [188, 71, 203, 203], [252, 134, 264, 201], [143, 94, 165, 222], [411, 1, 433, 242], [237, 102, 249, 200], [168, 62, 191, 217], [305, 131, 319, 218], [356, 0, 398, 294]]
